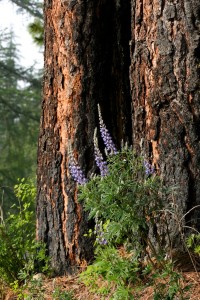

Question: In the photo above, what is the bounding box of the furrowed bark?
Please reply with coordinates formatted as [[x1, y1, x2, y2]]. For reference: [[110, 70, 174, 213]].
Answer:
[[130, 0, 200, 244], [37, 0, 132, 275]]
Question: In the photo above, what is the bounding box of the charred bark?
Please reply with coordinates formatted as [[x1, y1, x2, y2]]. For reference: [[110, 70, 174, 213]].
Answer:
[[37, 0, 132, 275], [130, 0, 200, 245]]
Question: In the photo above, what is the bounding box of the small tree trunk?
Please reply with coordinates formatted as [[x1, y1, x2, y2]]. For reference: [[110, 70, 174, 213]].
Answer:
[[130, 0, 200, 246]]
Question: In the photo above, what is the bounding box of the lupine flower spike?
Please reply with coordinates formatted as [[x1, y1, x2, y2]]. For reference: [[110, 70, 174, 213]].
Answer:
[[68, 153, 87, 185], [94, 213, 108, 245], [93, 128, 108, 177], [97, 104, 118, 154], [143, 160, 155, 176]]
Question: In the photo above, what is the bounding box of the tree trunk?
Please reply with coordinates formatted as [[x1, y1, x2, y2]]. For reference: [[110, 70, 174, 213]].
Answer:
[[130, 0, 200, 245], [37, 0, 132, 275]]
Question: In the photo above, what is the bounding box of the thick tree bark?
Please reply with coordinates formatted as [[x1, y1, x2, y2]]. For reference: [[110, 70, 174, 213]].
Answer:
[[130, 0, 200, 244], [37, 0, 131, 275]]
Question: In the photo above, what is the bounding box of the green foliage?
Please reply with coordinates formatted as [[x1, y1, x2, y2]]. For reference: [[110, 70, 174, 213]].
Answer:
[[151, 262, 191, 300], [0, 278, 8, 300], [11, 277, 45, 300], [12, 280, 76, 300], [9, 0, 43, 19], [79, 148, 190, 299], [186, 233, 200, 255], [79, 148, 162, 252], [80, 246, 136, 299], [28, 18, 43, 46], [53, 288, 76, 300], [0, 29, 41, 213], [0, 179, 49, 285], [9, 0, 44, 46], [24, 279, 45, 300]]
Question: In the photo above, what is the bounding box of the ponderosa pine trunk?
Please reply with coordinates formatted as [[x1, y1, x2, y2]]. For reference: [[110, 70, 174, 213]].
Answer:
[[37, 0, 200, 274], [130, 0, 200, 246], [36, 0, 132, 275]]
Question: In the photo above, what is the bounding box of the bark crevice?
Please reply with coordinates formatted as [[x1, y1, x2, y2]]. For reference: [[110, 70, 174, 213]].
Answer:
[[131, 0, 200, 246], [37, 0, 132, 275]]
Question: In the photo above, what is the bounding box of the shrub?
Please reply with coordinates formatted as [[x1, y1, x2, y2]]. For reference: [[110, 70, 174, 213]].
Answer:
[[78, 148, 163, 256], [70, 106, 191, 299], [0, 178, 49, 285], [80, 245, 138, 299]]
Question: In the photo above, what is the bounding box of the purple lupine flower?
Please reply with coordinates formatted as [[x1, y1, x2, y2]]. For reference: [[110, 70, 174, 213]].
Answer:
[[93, 129, 109, 176], [96, 237, 108, 245], [68, 158, 87, 185], [143, 160, 155, 176], [94, 146, 108, 177], [98, 104, 118, 154], [94, 214, 108, 246]]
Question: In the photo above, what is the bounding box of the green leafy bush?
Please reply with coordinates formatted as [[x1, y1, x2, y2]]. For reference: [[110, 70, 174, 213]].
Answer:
[[186, 233, 200, 256], [79, 148, 163, 255], [0, 178, 49, 284], [151, 263, 191, 300], [53, 288, 76, 300], [70, 109, 192, 299], [78, 148, 190, 299], [80, 245, 137, 299]]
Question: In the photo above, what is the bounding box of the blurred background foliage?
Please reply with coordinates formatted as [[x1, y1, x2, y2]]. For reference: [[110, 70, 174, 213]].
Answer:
[[0, 0, 43, 215]]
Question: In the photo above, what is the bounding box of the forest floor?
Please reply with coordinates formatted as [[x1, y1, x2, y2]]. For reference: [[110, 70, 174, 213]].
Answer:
[[3, 269, 200, 300]]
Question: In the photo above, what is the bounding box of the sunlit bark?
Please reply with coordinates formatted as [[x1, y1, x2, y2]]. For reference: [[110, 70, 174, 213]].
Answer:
[[37, 0, 131, 275]]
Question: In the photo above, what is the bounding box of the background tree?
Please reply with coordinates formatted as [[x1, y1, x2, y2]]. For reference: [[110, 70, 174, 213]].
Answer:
[[6, 0, 43, 19], [1, 0, 44, 45], [28, 18, 43, 46], [0, 29, 41, 213]]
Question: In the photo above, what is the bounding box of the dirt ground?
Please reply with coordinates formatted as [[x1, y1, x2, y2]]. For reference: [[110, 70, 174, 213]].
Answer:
[[2, 270, 200, 300]]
